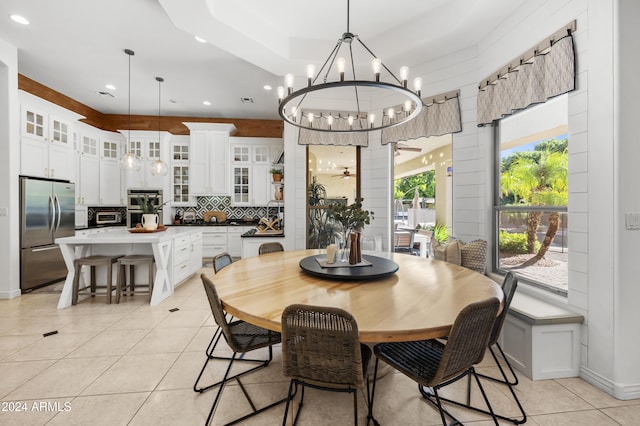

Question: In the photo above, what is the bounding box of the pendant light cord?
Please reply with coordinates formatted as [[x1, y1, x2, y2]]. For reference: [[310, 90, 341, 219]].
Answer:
[[124, 49, 135, 154]]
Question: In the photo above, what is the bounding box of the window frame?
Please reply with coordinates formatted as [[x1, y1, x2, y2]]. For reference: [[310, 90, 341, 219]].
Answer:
[[492, 121, 569, 297]]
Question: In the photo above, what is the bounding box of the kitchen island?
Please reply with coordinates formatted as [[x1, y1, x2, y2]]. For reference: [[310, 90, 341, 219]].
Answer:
[[55, 227, 202, 309]]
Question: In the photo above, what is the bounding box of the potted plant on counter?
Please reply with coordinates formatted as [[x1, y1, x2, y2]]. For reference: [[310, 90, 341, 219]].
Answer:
[[270, 167, 284, 182], [139, 194, 160, 230]]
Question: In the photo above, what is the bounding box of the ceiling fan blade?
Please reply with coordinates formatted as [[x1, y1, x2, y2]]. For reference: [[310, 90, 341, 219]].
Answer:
[[399, 147, 422, 152]]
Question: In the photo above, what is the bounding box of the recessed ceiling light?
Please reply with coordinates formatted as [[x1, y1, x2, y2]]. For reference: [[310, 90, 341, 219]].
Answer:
[[10, 14, 29, 25], [202, 101, 211, 106], [105, 84, 116, 90], [263, 85, 272, 91], [195, 36, 206, 43]]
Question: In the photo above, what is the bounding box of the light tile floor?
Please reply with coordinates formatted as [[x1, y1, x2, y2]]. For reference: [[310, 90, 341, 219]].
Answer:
[[1, 270, 639, 425]]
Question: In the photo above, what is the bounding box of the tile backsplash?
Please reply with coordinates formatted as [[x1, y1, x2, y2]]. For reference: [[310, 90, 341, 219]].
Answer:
[[174, 196, 280, 221]]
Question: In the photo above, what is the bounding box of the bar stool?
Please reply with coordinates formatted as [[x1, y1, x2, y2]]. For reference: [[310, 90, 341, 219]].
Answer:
[[116, 255, 155, 303], [72, 255, 123, 305]]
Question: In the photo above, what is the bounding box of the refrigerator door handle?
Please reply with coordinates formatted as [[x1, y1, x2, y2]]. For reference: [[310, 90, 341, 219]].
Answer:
[[54, 195, 62, 231], [49, 195, 56, 233]]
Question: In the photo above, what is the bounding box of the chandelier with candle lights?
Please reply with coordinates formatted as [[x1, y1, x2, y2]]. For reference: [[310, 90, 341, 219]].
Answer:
[[277, 0, 423, 133]]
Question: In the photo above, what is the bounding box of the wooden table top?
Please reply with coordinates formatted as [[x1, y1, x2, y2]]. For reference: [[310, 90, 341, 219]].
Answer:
[[210, 249, 503, 343]]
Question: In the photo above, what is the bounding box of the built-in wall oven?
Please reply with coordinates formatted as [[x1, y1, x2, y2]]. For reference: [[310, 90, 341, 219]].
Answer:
[[127, 189, 163, 228]]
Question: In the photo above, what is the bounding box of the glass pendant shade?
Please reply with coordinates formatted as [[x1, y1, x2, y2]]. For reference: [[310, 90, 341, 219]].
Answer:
[[151, 76, 169, 177], [150, 159, 168, 176], [120, 152, 142, 171]]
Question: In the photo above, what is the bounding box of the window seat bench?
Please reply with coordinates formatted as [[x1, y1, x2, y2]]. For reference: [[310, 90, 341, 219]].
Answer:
[[500, 291, 583, 380]]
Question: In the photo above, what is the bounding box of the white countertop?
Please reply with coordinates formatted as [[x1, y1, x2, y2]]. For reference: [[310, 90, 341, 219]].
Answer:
[[56, 227, 200, 245]]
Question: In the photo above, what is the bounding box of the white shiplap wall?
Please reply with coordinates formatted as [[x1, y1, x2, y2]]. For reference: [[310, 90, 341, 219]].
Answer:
[[284, 0, 638, 400]]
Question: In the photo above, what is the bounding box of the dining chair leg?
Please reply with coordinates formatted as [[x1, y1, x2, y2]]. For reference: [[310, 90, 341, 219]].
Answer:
[[204, 352, 238, 426], [479, 344, 519, 386], [366, 359, 380, 426]]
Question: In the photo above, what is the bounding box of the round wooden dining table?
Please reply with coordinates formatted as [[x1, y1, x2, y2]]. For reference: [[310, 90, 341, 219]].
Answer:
[[211, 249, 503, 343]]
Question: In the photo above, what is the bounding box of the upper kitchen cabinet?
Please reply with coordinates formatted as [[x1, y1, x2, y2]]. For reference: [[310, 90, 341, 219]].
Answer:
[[171, 137, 191, 205], [99, 133, 125, 205], [19, 97, 82, 182], [184, 123, 237, 196], [121, 130, 171, 189], [77, 125, 100, 206], [229, 137, 283, 206]]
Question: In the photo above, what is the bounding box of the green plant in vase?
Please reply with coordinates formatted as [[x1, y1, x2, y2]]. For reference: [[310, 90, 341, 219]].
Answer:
[[138, 194, 160, 214], [327, 198, 374, 262]]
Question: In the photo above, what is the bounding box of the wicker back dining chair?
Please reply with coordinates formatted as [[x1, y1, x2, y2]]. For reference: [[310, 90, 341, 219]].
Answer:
[[371, 297, 500, 425], [281, 304, 375, 426], [195, 274, 285, 426], [258, 242, 284, 255], [212, 252, 233, 274]]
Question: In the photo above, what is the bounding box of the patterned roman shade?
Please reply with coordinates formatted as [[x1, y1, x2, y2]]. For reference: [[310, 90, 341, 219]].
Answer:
[[477, 32, 575, 126], [381, 92, 462, 145], [297, 90, 462, 147], [298, 126, 369, 146]]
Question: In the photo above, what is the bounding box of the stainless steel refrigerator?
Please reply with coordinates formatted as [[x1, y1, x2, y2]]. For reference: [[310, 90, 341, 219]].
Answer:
[[20, 176, 75, 291]]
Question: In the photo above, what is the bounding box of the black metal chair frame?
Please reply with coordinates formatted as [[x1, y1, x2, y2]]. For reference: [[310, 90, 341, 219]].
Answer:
[[423, 272, 527, 424], [280, 304, 378, 426], [370, 298, 501, 426], [195, 274, 287, 426]]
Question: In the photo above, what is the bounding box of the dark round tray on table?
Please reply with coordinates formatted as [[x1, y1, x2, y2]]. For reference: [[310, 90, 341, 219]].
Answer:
[[299, 254, 399, 280]]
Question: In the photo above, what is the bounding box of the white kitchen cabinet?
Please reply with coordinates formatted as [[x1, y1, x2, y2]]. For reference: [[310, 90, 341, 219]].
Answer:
[[172, 233, 194, 285], [190, 231, 203, 272], [184, 123, 236, 196], [190, 131, 229, 195], [20, 105, 76, 181], [201, 227, 228, 260], [123, 131, 169, 189], [99, 160, 123, 205], [241, 236, 286, 259], [171, 141, 191, 205], [227, 226, 252, 257], [229, 139, 283, 206], [78, 133, 100, 205]]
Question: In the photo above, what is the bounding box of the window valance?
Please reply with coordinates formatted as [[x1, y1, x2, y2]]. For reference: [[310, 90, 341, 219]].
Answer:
[[477, 22, 576, 126], [298, 125, 369, 147], [381, 91, 461, 145]]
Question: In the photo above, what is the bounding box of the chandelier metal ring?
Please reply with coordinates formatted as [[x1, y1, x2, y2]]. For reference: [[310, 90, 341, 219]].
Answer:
[[278, 80, 422, 133]]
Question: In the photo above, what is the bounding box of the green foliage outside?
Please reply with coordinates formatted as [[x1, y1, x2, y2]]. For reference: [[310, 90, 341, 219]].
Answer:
[[499, 230, 541, 254], [432, 222, 449, 243], [501, 138, 568, 207], [394, 170, 435, 199]]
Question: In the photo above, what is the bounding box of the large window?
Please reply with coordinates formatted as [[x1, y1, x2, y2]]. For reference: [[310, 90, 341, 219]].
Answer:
[[494, 95, 568, 294]]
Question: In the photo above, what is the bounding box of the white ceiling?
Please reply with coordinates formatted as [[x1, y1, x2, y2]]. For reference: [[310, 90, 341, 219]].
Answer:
[[0, 0, 526, 120]]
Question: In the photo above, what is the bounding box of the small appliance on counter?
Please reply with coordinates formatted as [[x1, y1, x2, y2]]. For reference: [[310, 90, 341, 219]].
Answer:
[[182, 211, 196, 224]]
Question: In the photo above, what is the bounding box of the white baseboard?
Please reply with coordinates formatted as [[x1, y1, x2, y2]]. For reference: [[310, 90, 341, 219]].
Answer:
[[580, 366, 640, 400], [0, 289, 22, 299]]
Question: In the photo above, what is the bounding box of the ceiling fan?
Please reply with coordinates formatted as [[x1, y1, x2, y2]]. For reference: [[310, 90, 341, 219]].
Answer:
[[393, 142, 422, 156], [332, 167, 357, 179]]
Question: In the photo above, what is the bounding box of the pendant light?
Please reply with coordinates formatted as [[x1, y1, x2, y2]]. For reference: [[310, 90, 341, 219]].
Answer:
[[150, 76, 168, 176], [119, 48, 142, 171]]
